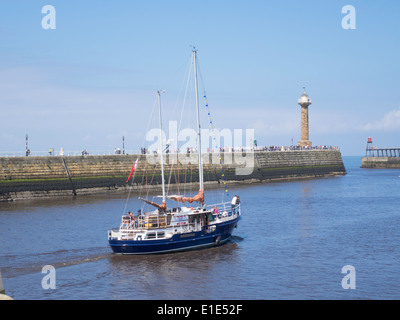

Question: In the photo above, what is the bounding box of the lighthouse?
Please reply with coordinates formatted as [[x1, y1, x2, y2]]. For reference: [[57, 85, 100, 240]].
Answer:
[[298, 87, 312, 147]]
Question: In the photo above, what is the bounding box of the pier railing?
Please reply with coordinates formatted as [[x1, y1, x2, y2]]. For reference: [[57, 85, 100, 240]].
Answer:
[[0, 146, 340, 158], [0, 150, 142, 158], [365, 147, 400, 157]]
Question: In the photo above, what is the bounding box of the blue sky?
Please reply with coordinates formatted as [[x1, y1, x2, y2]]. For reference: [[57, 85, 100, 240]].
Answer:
[[1, 0, 399, 156]]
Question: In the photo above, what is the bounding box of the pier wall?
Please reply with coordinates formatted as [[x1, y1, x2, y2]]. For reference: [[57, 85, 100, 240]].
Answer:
[[0, 150, 346, 201], [361, 157, 400, 169]]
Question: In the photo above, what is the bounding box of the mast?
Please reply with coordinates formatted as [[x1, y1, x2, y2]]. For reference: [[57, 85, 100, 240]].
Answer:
[[193, 48, 204, 192], [157, 90, 167, 206], [167, 50, 205, 206]]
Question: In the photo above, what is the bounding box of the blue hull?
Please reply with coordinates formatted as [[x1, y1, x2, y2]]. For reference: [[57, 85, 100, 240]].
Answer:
[[109, 217, 240, 254]]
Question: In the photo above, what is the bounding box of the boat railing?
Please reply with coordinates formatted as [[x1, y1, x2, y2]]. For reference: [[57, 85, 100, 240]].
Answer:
[[118, 200, 238, 231], [206, 201, 231, 212], [136, 214, 167, 230], [119, 213, 168, 230], [206, 201, 240, 221]]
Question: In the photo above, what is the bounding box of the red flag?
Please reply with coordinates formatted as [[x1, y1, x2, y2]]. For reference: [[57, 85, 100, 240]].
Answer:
[[126, 158, 139, 183]]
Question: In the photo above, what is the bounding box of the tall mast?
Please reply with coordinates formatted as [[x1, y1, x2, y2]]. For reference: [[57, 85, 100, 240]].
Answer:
[[157, 90, 166, 205], [193, 48, 204, 192]]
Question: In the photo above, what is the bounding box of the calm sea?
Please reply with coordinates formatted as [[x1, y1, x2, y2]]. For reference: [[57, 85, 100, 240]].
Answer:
[[1, 156, 400, 300]]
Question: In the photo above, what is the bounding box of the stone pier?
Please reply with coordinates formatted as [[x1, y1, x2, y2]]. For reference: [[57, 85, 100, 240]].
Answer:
[[0, 150, 346, 201]]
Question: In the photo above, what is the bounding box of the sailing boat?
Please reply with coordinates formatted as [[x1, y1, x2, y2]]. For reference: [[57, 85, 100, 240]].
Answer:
[[108, 49, 241, 254]]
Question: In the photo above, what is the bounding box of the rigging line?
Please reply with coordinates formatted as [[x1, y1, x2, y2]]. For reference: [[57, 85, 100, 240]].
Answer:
[[203, 93, 230, 198], [161, 52, 192, 98], [176, 150, 180, 196], [182, 53, 228, 199], [178, 57, 193, 133], [166, 155, 173, 195], [122, 94, 158, 215], [196, 56, 230, 197], [122, 168, 139, 215], [143, 94, 159, 147], [170, 57, 193, 198], [167, 141, 181, 197], [146, 160, 158, 200], [139, 159, 159, 214], [166, 153, 181, 196], [183, 152, 189, 196], [196, 55, 205, 95], [165, 56, 193, 197], [170, 54, 193, 126]]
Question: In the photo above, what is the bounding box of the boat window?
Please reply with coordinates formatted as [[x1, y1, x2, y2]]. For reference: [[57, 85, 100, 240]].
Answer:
[[157, 232, 165, 238], [146, 233, 156, 239]]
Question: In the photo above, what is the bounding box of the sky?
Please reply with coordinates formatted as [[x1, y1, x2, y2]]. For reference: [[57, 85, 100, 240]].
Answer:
[[0, 0, 399, 156]]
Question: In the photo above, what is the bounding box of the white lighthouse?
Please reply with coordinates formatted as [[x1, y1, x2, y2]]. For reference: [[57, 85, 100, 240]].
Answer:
[[298, 87, 312, 147]]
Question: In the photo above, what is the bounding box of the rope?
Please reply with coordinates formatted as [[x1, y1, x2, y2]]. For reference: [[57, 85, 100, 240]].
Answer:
[[122, 94, 158, 215], [203, 93, 229, 198], [196, 56, 229, 198]]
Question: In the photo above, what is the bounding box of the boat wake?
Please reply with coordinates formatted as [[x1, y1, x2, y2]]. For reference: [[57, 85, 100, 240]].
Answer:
[[1, 247, 112, 279], [231, 235, 244, 241]]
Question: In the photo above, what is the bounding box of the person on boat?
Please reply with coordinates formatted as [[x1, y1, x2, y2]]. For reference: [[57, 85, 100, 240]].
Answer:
[[231, 195, 239, 213], [121, 215, 130, 229], [127, 211, 135, 228], [212, 207, 219, 219]]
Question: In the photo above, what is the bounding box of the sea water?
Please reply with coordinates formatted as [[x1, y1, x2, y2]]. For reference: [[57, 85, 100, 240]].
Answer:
[[1, 156, 399, 300]]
